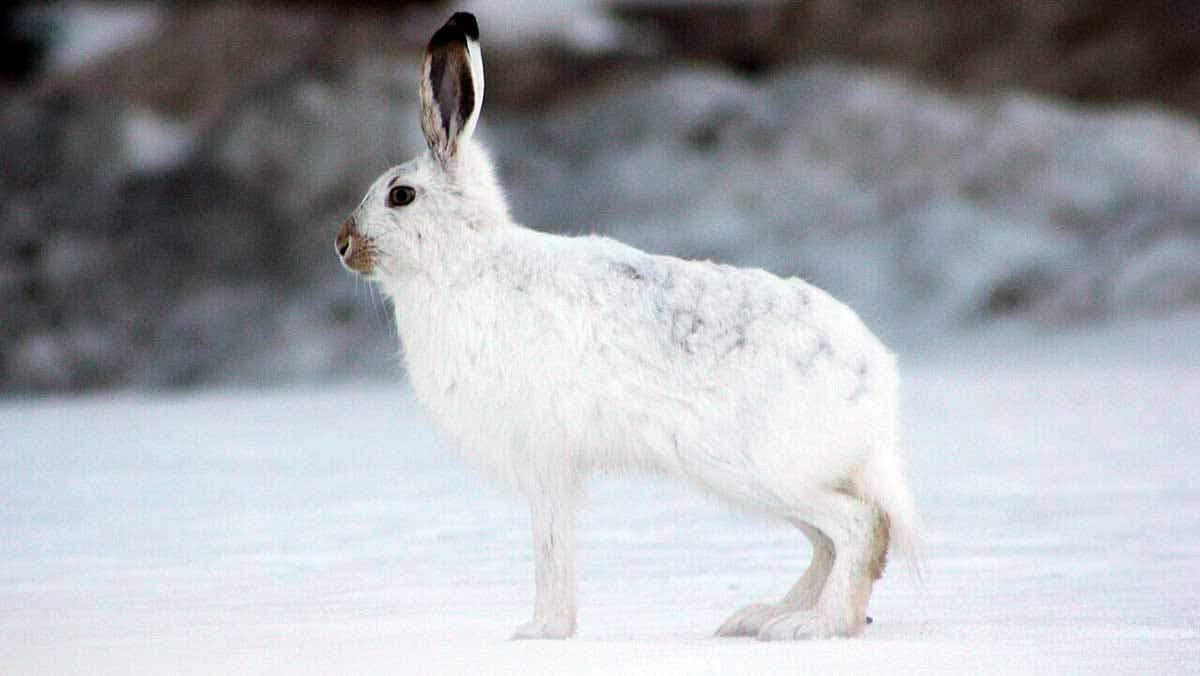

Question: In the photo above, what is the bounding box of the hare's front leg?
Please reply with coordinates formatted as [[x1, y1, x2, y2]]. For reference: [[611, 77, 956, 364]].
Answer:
[[512, 485, 578, 639]]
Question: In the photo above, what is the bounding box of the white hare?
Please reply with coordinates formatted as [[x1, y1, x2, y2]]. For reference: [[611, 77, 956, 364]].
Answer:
[[335, 12, 918, 641]]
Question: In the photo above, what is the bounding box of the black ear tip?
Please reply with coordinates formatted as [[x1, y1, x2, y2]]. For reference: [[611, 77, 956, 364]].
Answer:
[[447, 12, 479, 41], [429, 11, 479, 48]]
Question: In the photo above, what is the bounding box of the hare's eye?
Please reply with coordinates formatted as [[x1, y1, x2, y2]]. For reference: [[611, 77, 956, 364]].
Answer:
[[387, 185, 416, 208]]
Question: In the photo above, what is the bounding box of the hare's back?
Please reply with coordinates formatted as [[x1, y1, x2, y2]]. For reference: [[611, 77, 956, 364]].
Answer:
[[568, 240, 882, 380]]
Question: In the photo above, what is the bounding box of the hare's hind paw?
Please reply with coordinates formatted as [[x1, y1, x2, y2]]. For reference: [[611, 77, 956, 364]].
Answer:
[[756, 610, 863, 641], [715, 603, 791, 637]]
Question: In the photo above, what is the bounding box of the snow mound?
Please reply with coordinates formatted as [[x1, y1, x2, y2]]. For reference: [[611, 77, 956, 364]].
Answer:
[[489, 63, 1200, 343]]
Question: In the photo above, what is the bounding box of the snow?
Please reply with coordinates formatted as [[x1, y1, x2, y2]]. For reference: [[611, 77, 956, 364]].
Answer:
[[2, 314, 1198, 674], [35, 1, 164, 72], [121, 109, 195, 173], [461, 0, 623, 52]]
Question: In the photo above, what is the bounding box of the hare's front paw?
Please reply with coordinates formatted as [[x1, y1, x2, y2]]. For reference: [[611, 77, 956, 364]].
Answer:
[[512, 616, 576, 640], [715, 603, 791, 637]]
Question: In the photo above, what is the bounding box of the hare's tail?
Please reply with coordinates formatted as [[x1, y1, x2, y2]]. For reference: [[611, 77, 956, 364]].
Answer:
[[854, 440, 923, 581]]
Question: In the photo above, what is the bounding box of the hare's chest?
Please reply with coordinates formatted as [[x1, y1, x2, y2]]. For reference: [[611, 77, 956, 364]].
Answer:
[[396, 296, 529, 434], [401, 316, 487, 422]]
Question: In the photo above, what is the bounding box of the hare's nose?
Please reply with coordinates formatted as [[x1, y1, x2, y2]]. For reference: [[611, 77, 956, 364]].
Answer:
[[336, 217, 354, 257]]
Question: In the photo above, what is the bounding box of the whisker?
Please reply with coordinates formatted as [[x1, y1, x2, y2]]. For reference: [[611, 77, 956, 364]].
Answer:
[[369, 278, 390, 336]]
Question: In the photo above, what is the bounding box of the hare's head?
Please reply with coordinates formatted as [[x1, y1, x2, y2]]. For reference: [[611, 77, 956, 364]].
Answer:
[[336, 12, 508, 279]]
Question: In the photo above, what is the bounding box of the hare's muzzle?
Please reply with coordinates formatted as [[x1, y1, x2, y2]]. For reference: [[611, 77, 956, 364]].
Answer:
[[336, 216, 373, 274]]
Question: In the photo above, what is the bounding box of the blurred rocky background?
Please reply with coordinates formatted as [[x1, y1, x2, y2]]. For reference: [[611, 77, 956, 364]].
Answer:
[[2, 0, 1199, 394]]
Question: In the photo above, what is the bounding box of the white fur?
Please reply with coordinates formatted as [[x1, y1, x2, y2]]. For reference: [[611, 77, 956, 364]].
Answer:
[[460, 31, 484, 142], [339, 14, 918, 641]]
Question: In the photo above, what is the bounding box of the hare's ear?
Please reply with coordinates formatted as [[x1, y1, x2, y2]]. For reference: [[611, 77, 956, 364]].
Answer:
[[420, 12, 483, 166]]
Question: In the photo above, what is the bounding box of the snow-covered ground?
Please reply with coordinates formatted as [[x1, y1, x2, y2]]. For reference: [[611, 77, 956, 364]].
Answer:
[[2, 314, 1198, 674]]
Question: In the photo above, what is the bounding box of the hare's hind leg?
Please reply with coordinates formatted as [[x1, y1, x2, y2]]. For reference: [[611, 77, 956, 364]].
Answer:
[[714, 521, 834, 637], [757, 491, 888, 640], [780, 521, 837, 607]]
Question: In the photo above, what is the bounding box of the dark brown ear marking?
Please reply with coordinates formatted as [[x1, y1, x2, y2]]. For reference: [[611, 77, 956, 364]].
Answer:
[[428, 33, 474, 142], [421, 13, 480, 162]]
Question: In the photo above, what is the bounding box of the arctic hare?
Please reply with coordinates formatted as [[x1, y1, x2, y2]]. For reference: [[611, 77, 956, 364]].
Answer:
[[335, 12, 918, 641]]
